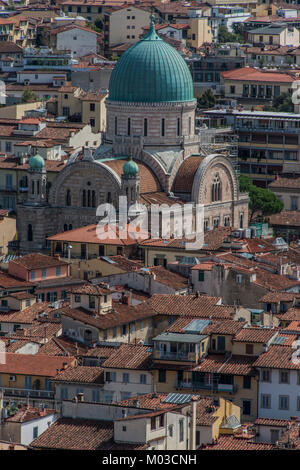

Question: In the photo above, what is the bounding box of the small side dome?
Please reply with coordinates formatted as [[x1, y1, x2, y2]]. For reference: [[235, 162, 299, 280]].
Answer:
[[122, 156, 139, 177], [29, 154, 45, 170]]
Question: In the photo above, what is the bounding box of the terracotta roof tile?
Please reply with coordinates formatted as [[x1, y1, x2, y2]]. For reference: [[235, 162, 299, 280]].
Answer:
[[203, 434, 275, 450], [221, 67, 295, 83], [60, 300, 156, 330], [53, 365, 104, 384], [233, 327, 278, 343], [101, 159, 160, 194], [71, 283, 113, 296], [269, 176, 300, 189], [269, 210, 300, 227], [145, 266, 188, 291], [255, 417, 294, 427], [0, 353, 75, 376], [6, 407, 56, 423], [102, 344, 152, 370], [193, 354, 258, 376], [172, 156, 205, 193], [0, 270, 33, 289], [30, 418, 115, 450], [47, 223, 149, 245], [10, 253, 68, 270], [253, 345, 300, 370], [149, 294, 233, 319]]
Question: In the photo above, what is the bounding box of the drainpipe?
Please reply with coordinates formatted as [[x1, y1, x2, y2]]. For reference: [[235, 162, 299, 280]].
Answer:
[[190, 397, 197, 450]]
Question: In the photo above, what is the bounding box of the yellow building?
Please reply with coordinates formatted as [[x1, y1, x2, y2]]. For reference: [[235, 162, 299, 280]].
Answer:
[[0, 353, 76, 407], [103, 5, 151, 51], [0, 15, 37, 48], [187, 17, 213, 50], [61, 283, 156, 344], [80, 92, 107, 133], [221, 67, 294, 108], [247, 25, 300, 47], [151, 317, 278, 422], [57, 85, 107, 133], [60, 0, 135, 24], [0, 210, 16, 255]]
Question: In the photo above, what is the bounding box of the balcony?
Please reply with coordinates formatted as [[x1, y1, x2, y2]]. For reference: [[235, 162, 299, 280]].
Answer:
[[176, 381, 237, 393], [153, 349, 198, 362], [2, 387, 54, 399]]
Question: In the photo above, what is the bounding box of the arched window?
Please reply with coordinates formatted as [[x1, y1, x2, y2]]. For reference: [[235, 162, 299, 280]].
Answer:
[[82, 189, 86, 207], [69, 224, 72, 230], [66, 189, 71, 206], [131, 187, 134, 201], [31, 181, 34, 195], [37, 181, 40, 195], [107, 192, 111, 203], [211, 174, 221, 202], [92, 190, 96, 207], [87, 189, 91, 207], [127, 117, 131, 136], [27, 224, 33, 241], [144, 118, 148, 137], [64, 224, 68, 231]]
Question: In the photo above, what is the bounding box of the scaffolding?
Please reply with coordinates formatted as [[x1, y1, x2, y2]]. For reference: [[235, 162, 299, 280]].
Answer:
[[196, 122, 239, 176]]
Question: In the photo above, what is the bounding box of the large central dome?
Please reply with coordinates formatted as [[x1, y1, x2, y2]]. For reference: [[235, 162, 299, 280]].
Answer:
[[108, 19, 194, 103]]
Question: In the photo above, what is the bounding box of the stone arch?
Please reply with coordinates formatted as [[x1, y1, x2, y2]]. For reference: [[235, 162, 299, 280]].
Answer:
[[191, 154, 238, 205], [48, 161, 121, 207]]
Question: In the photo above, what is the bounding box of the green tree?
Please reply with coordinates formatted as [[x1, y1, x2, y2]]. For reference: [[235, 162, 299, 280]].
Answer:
[[263, 92, 293, 113], [21, 89, 37, 103], [218, 25, 242, 44], [197, 89, 216, 109], [91, 15, 103, 33], [239, 174, 284, 221]]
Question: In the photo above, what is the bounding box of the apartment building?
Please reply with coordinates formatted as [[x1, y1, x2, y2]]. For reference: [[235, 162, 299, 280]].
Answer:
[[255, 345, 300, 420], [220, 67, 295, 109], [187, 50, 245, 97], [103, 5, 150, 52], [247, 24, 300, 47], [60, 0, 134, 24], [204, 108, 300, 187]]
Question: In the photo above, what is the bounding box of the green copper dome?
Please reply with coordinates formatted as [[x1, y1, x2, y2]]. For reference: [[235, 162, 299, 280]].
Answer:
[[29, 154, 45, 170], [122, 156, 139, 177], [108, 18, 194, 103]]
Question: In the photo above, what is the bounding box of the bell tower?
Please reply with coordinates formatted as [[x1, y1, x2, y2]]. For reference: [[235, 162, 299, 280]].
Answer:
[[27, 154, 47, 205]]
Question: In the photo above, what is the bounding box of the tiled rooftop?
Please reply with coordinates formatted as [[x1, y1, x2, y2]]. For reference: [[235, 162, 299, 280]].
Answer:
[[53, 366, 104, 384], [102, 344, 152, 370], [233, 327, 278, 344]]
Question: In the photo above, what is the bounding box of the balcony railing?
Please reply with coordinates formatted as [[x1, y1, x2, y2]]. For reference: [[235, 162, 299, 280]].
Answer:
[[176, 381, 237, 393], [2, 387, 54, 399], [158, 351, 189, 361]]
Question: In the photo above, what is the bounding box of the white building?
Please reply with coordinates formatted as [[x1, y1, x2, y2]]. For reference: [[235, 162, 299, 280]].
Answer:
[[1, 406, 58, 446], [102, 344, 153, 402], [51, 25, 99, 58], [255, 344, 300, 420]]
